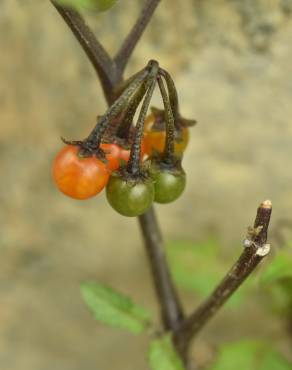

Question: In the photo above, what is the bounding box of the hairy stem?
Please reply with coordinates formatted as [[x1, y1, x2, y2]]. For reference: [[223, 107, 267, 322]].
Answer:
[[157, 75, 175, 161], [174, 200, 272, 356], [87, 69, 149, 146], [160, 68, 180, 124], [127, 62, 158, 175], [116, 81, 148, 140]]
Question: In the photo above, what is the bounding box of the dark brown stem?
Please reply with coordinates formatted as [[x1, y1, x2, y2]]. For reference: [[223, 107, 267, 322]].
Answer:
[[174, 200, 272, 357], [116, 81, 148, 140], [138, 207, 184, 331], [114, 0, 161, 77], [51, 1, 116, 104], [159, 68, 180, 129], [87, 69, 149, 146], [51, 0, 185, 362], [157, 75, 175, 161], [127, 63, 158, 175]]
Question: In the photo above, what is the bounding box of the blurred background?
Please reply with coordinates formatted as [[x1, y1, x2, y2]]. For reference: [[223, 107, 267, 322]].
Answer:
[[1, 0, 292, 369]]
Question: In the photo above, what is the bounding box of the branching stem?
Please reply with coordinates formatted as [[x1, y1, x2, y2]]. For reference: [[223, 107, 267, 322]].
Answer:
[[174, 200, 272, 357], [51, 1, 116, 103], [51, 0, 161, 103], [50, 2, 273, 369], [87, 69, 149, 146], [51, 0, 183, 334], [114, 0, 161, 76]]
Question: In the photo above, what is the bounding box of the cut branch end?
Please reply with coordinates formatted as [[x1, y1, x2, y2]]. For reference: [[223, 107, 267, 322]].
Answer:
[[260, 199, 272, 209]]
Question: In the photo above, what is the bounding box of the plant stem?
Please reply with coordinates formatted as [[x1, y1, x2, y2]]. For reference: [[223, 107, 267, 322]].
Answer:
[[50, 0, 184, 333], [52, 0, 161, 103], [159, 68, 179, 125], [51, 1, 116, 103], [127, 61, 158, 175], [157, 75, 175, 161], [116, 82, 148, 139], [87, 69, 149, 146], [114, 0, 161, 77], [138, 207, 184, 330], [174, 200, 272, 357]]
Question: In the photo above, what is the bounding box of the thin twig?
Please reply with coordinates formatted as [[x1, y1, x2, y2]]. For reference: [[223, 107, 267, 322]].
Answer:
[[127, 61, 158, 174], [157, 74, 175, 160], [114, 0, 161, 77], [51, 1, 116, 103], [87, 68, 149, 145], [174, 200, 272, 356], [138, 207, 184, 331]]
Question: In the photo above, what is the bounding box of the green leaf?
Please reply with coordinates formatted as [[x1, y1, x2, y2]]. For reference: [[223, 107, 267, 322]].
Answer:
[[56, 0, 118, 12], [260, 252, 292, 285], [259, 252, 292, 314], [167, 240, 251, 307], [258, 350, 292, 370], [81, 282, 152, 334], [209, 341, 258, 370], [149, 335, 186, 370], [207, 340, 292, 370], [260, 278, 292, 315]]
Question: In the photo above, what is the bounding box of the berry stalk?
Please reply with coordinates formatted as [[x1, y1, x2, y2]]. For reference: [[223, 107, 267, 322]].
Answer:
[[116, 81, 148, 140], [157, 75, 175, 162], [86, 67, 150, 148], [159, 68, 180, 129], [127, 61, 159, 175]]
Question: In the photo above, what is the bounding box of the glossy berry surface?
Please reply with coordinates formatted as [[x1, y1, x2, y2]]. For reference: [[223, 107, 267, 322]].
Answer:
[[152, 168, 186, 204], [106, 174, 154, 216], [52, 145, 110, 200], [143, 113, 189, 156], [101, 141, 146, 171], [101, 143, 129, 171]]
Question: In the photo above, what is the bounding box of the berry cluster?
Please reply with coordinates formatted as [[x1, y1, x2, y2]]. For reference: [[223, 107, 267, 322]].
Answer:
[[52, 60, 196, 216]]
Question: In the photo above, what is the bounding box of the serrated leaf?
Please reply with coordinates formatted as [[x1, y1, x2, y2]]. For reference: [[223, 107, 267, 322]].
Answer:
[[149, 335, 186, 370], [167, 240, 251, 307], [260, 252, 292, 285], [56, 0, 117, 12], [207, 341, 292, 370], [81, 282, 152, 334]]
